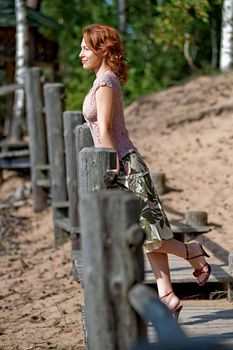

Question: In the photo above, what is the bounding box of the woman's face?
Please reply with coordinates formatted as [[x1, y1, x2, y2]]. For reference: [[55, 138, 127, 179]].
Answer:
[[79, 38, 103, 72]]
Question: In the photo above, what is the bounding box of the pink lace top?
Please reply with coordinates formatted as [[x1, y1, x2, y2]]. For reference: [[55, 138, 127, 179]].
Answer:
[[82, 71, 136, 160]]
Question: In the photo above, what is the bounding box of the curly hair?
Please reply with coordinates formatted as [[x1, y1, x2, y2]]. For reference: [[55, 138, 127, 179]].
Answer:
[[82, 24, 128, 82]]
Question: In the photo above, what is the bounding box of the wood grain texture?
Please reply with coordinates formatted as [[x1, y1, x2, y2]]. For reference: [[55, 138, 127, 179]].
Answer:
[[79, 190, 144, 350], [44, 83, 68, 245], [25, 67, 48, 212]]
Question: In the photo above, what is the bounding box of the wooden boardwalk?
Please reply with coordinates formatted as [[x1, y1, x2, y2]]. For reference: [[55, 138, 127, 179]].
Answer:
[[145, 253, 233, 347], [73, 249, 233, 346], [181, 300, 233, 345], [144, 254, 232, 285], [148, 300, 233, 346]]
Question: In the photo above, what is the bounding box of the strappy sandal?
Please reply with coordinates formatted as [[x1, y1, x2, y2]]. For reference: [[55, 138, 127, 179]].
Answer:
[[160, 291, 183, 321], [185, 243, 211, 286]]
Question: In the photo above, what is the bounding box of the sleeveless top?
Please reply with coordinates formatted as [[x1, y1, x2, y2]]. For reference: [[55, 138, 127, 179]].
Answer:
[[82, 71, 136, 160]]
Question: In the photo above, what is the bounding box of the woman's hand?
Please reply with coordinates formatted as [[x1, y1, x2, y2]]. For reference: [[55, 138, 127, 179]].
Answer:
[[103, 170, 118, 188]]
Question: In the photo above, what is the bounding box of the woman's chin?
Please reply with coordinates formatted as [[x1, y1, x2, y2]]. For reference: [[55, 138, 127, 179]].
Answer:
[[83, 64, 91, 71]]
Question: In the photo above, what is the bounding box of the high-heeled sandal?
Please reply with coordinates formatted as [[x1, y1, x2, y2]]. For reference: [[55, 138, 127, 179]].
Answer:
[[185, 243, 211, 286], [160, 291, 183, 321]]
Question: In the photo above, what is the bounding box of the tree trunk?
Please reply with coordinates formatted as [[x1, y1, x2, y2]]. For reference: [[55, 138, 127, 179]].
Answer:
[[117, 0, 127, 36], [9, 0, 29, 141], [220, 0, 233, 72], [211, 11, 218, 69]]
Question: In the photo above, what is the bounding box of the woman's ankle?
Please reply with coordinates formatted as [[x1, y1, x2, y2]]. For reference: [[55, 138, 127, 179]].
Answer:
[[159, 291, 180, 311]]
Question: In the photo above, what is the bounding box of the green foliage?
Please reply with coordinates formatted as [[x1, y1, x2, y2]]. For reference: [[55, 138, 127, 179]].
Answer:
[[154, 0, 221, 55], [41, 0, 117, 109], [40, 0, 223, 109]]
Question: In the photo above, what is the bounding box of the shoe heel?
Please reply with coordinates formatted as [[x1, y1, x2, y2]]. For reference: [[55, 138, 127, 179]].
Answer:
[[200, 245, 210, 258], [173, 305, 183, 321]]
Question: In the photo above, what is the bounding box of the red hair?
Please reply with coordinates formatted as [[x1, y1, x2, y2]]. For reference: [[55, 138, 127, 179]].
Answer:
[[82, 24, 128, 82]]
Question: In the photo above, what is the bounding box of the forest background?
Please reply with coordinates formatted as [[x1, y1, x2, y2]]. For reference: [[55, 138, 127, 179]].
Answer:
[[1, 0, 223, 111]]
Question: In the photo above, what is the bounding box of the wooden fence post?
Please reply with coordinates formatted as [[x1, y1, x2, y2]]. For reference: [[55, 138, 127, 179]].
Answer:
[[78, 147, 116, 196], [71, 124, 93, 282], [25, 67, 48, 212], [44, 83, 68, 246], [151, 172, 166, 195], [63, 112, 85, 249], [79, 190, 146, 350], [75, 124, 94, 157], [72, 145, 113, 284], [228, 253, 233, 301]]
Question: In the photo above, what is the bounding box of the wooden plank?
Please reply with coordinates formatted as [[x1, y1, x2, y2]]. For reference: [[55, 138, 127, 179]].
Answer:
[[52, 200, 69, 208], [0, 158, 30, 169], [35, 179, 50, 188], [171, 224, 211, 234], [180, 300, 233, 345], [148, 300, 233, 346], [0, 83, 23, 96], [35, 164, 50, 171], [144, 255, 233, 284], [0, 140, 28, 149], [0, 149, 29, 158], [55, 218, 80, 234]]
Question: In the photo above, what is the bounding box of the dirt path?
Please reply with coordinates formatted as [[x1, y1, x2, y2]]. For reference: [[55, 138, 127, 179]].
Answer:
[[0, 175, 85, 350]]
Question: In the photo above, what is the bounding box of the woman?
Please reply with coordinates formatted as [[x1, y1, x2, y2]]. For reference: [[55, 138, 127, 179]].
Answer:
[[79, 23, 211, 319]]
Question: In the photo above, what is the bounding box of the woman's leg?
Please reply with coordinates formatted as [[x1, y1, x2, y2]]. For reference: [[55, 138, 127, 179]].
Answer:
[[147, 252, 180, 310], [150, 238, 210, 286]]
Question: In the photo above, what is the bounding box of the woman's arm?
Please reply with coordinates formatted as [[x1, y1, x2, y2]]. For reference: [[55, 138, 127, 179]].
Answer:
[[96, 86, 119, 173]]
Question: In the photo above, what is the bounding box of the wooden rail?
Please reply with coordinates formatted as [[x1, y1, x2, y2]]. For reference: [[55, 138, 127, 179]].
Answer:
[[0, 83, 23, 96]]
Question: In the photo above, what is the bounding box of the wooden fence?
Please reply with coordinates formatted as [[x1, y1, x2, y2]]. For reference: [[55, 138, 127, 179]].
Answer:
[[1, 67, 232, 349], [77, 148, 228, 349]]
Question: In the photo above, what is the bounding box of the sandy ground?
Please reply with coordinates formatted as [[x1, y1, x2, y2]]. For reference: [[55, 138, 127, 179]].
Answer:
[[125, 71, 233, 264], [1, 71, 233, 349], [0, 177, 85, 350]]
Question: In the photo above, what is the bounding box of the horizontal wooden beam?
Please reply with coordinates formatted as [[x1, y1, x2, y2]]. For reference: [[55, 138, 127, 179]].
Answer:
[[0, 83, 23, 96]]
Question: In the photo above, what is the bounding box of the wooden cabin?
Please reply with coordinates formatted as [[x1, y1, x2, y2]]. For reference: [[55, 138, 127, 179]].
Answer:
[[0, 0, 58, 133]]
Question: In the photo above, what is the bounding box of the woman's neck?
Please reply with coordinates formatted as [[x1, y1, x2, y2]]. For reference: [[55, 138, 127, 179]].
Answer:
[[95, 64, 110, 77]]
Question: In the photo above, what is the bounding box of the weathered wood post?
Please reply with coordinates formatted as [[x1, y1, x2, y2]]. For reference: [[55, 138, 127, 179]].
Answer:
[[25, 67, 48, 212], [78, 147, 116, 195], [63, 112, 85, 248], [184, 211, 208, 227], [79, 190, 146, 350], [73, 146, 114, 284], [228, 253, 233, 301], [71, 124, 94, 281], [75, 124, 94, 158], [73, 124, 94, 249], [44, 83, 68, 246], [151, 172, 166, 195]]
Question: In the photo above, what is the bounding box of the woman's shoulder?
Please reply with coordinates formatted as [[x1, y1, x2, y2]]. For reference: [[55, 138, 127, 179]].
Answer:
[[94, 71, 120, 90]]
